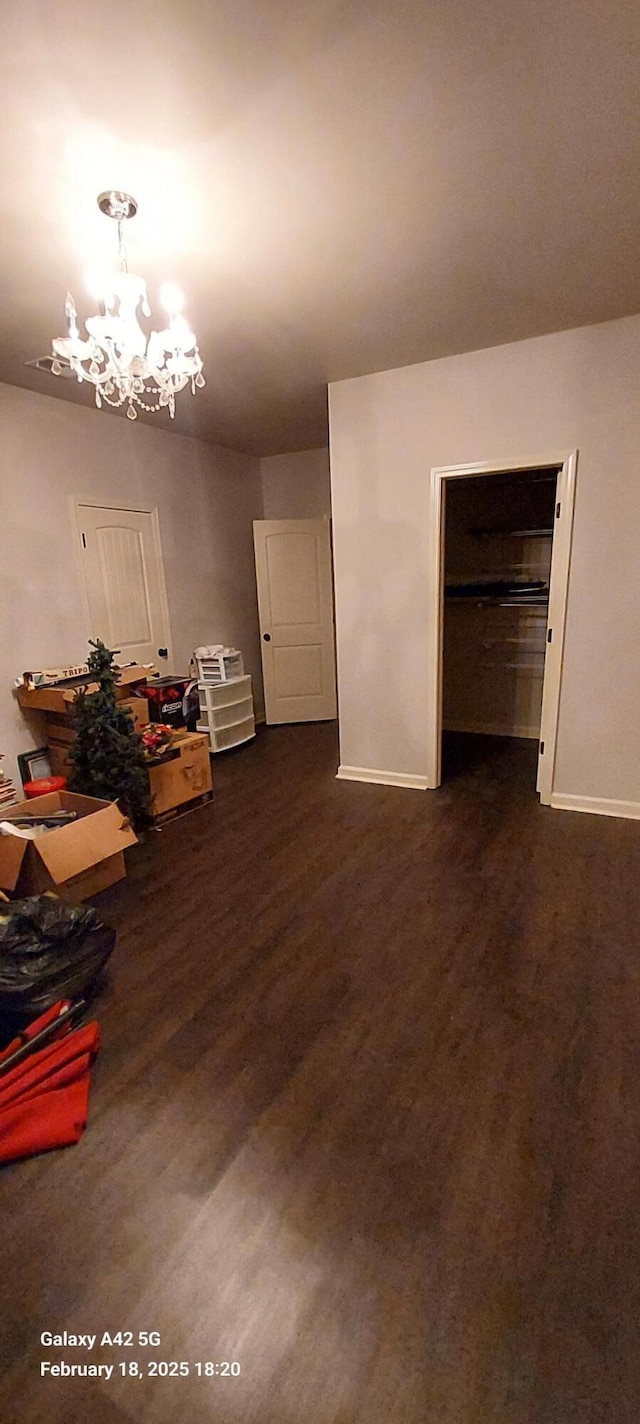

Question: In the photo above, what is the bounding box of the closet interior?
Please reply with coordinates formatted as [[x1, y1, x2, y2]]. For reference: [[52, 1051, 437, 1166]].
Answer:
[[442, 467, 559, 748]]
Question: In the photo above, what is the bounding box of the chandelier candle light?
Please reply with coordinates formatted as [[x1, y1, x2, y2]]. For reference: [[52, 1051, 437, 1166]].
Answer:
[[52, 191, 204, 420]]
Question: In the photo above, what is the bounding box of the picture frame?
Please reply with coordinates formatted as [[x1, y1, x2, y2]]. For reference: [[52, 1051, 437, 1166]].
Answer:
[[17, 747, 52, 788]]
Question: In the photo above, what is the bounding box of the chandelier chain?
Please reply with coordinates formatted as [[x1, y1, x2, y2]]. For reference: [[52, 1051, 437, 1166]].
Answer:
[[117, 220, 128, 273]]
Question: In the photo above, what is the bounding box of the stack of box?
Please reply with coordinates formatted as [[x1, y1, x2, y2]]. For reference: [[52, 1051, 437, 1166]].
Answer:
[[16, 666, 151, 780], [15, 663, 214, 825]]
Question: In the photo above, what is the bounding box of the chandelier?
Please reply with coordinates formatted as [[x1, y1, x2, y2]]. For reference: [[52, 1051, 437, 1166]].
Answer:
[[51, 191, 204, 421]]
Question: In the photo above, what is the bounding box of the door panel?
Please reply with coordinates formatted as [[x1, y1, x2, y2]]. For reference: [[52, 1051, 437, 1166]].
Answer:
[[77, 505, 171, 668], [273, 644, 324, 699], [267, 533, 322, 624], [253, 518, 337, 723], [96, 526, 152, 646]]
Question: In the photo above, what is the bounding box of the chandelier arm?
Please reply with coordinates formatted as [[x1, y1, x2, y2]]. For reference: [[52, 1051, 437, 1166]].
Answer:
[[169, 374, 191, 395], [67, 354, 126, 390], [144, 354, 170, 381], [70, 362, 106, 388]]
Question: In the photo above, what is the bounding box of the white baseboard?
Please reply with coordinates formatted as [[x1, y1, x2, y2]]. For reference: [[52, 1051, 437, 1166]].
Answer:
[[337, 765, 431, 791], [550, 793, 640, 821], [444, 720, 539, 740], [336, 768, 640, 818]]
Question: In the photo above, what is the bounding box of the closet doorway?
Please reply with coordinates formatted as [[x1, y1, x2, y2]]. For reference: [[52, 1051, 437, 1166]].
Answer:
[[427, 453, 577, 803]]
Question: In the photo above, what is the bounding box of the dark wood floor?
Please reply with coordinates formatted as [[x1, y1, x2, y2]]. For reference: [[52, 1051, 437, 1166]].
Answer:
[[2, 725, 640, 1424]]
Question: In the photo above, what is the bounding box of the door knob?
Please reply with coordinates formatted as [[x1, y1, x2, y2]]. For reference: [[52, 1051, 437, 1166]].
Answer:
[[263, 633, 271, 642], [157, 647, 168, 657]]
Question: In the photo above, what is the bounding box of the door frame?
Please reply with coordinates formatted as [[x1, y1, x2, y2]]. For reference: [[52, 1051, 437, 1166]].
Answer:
[[70, 498, 174, 667], [427, 450, 578, 803]]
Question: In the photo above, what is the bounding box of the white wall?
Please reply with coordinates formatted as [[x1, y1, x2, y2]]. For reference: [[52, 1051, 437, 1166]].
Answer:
[[260, 448, 331, 520], [329, 314, 640, 811], [1, 383, 264, 788]]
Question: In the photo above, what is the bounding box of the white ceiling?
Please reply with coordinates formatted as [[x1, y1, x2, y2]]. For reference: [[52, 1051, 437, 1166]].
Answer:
[[1, 0, 639, 455]]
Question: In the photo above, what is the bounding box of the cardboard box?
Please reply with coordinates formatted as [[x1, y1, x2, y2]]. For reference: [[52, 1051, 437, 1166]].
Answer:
[[120, 697, 149, 732], [44, 695, 148, 744], [115, 665, 154, 690], [16, 666, 153, 716], [141, 678, 197, 731], [21, 663, 90, 687], [47, 738, 73, 779], [148, 733, 212, 820], [0, 791, 138, 902]]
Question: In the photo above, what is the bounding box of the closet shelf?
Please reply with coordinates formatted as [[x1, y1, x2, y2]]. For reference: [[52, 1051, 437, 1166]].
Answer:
[[482, 661, 545, 672], [496, 599, 548, 608]]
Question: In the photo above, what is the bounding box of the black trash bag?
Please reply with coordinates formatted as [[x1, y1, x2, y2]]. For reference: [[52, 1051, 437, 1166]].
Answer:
[[0, 892, 116, 1017]]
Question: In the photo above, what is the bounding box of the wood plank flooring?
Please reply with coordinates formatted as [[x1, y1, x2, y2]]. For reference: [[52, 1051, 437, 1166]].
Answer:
[[1, 724, 640, 1424]]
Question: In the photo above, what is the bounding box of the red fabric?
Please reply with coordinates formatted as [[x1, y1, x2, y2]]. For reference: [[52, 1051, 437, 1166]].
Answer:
[[0, 1004, 100, 1164], [0, 1074, 91, 1160], [0, 1020, 100, 1106]]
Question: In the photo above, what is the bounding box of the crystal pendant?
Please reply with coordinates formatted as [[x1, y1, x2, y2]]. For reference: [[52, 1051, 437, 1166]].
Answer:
[[126, 403, 137, 420]]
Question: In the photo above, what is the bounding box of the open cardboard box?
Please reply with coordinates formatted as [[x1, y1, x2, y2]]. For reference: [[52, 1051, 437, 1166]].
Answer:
[[0, 791, 137, 902]]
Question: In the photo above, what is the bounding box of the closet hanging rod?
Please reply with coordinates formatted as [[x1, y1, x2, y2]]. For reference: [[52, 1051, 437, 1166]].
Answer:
[[445, 596, 548, 608], [470, 528, 554, 539]]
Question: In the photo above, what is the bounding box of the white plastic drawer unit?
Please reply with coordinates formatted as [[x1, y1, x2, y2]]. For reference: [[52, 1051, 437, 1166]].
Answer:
[[197, 652, 244, 683], [202, 699, 254, 731], [213, 717, 256, 752], [198, 674, 252, 710], [197, 675, 256, 752]]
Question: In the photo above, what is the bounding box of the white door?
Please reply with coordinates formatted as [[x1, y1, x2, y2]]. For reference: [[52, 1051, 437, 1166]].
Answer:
[[253, 518, 337, 723], [76, 504, 172, 668]]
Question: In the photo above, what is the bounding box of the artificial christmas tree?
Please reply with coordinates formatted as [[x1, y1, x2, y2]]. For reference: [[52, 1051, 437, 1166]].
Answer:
[[68, 641, 150, 827]]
